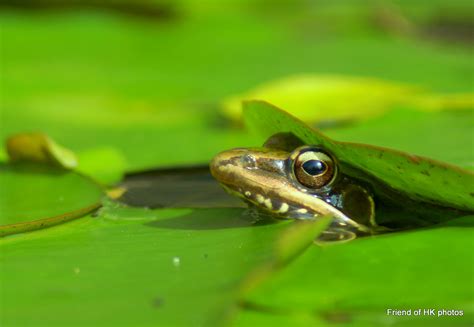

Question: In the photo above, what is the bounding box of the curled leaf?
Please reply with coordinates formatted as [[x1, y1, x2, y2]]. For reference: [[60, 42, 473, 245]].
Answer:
[[6, 132, 77, 169], [243, 100, 474, 212]]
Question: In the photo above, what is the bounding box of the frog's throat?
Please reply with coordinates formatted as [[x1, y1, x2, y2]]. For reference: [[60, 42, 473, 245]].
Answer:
[[214, 162, 368, 232]]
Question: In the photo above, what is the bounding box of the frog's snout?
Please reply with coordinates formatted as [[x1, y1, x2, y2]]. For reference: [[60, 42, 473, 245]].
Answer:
[[209, 148, 251, 181], [209, 151, 225, 180]]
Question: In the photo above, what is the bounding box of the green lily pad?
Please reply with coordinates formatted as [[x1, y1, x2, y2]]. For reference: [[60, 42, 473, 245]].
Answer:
[[0, 204, 328, 326], [222, 73, 472, 125], [239, 216, 474, 326], [243, 100, 474, 212], [0, 162, 103, 236], [222, 74, 419, 123]]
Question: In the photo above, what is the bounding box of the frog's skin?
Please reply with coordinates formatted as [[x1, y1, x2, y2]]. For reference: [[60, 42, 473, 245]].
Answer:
[[210, 133, 466, 237], [210, 134, 377, 236]]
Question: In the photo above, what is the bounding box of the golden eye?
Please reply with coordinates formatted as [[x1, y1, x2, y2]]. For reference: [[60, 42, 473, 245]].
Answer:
[[293, 149, 336, 189]]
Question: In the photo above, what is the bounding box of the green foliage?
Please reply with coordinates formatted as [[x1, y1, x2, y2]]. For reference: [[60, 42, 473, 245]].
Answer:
[[326, 108, 474, 169], [0, 163, 103, 236], [240, 216, 474, 326], [222, 74, 420, 123], [0, 205, 331, 326], [1, 1, 473, 326], [243, 100, 474, 211]]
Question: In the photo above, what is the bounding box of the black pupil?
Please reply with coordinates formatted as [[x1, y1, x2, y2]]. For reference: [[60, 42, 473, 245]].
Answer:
[[302, 160, 326, 176]]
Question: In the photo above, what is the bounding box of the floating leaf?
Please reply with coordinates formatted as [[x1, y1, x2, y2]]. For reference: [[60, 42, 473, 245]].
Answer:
[[222, 75, 473, 126], [239, 216, 474, 326], [222, 74, 419, 123], [6, 132, 77, 169], [414, 93, 474, 112], [0, 162, 103, 236], [0, 205, 296, 326], [243, 100, 474, 212]]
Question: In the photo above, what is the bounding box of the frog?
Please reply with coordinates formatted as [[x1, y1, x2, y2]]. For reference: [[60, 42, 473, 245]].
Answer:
[[210, 132, 466, 240]]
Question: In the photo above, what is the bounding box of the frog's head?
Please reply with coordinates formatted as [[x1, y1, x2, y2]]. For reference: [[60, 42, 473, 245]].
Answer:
[[210, 133, 375, 232]]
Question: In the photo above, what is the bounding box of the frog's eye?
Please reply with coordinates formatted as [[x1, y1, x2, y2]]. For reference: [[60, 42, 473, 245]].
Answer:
[[293, 149, 336, 189]]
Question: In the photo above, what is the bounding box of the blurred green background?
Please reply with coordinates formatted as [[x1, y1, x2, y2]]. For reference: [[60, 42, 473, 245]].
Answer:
[[2, 0, 473, 176], [1, 1, 473, 326]]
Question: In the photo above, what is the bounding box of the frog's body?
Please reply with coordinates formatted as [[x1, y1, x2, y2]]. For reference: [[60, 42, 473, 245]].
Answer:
[[210, 133, 466, 238], [210, 147, 375, 236]]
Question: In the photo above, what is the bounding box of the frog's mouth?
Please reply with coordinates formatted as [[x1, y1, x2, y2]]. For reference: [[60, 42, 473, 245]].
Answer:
[[210, 148, 365, 231]]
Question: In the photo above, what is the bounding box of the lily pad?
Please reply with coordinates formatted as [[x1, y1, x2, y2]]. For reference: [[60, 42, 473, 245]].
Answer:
[[239, 216, 474, 326], [0, 204, 328, 326], [0, 162, 103, 236], [222, 75, 472, 126], [242, 100, 474, 212], [223, 74, 418, 124]]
